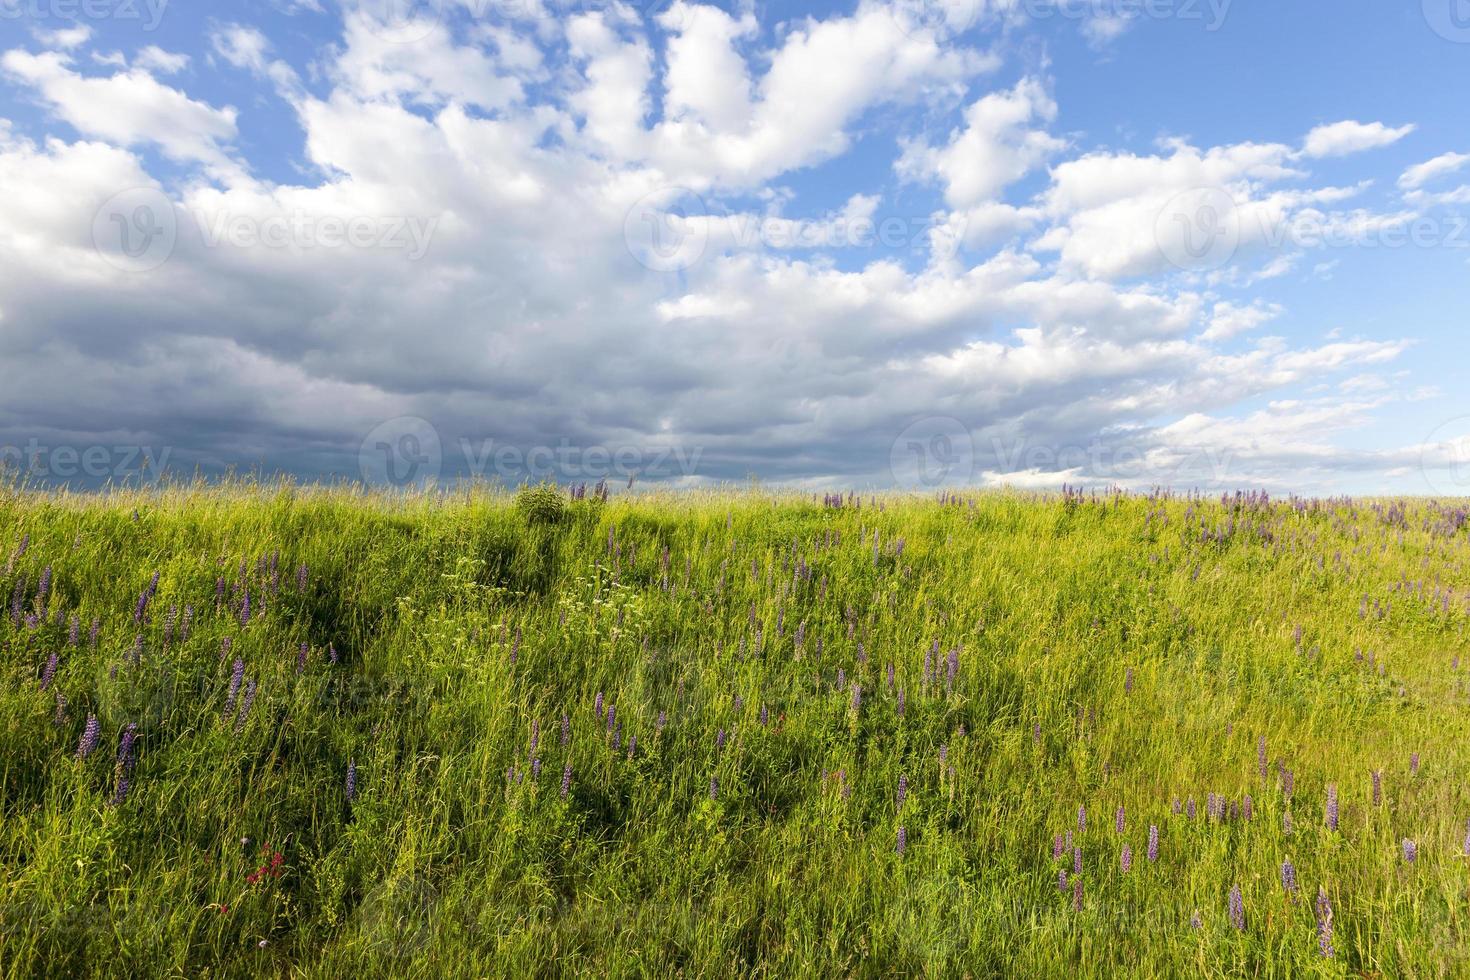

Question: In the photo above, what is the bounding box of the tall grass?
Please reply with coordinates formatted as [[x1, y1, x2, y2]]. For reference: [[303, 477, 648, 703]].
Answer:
[[1, 482, 1466, 977]]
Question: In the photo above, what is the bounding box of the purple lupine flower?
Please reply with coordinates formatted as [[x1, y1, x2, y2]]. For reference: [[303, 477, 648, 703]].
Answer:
[[1283, 809, 1293, 835], [1147, 824, 1158, 863], [1078, 805, 1086, 831], [560, 761, 572, 798], [1243, 795, 1253, 820], [235, 680, 257, 732], [531, 757, 542, 778], [530, 720, 540, 757], [1073, 847, 1082, 874], [896, 826, 907, 855], [39, 651, 58, 691], [297, 563, 309, 590], [226, 658, 245, 713], [1281, 859, 1297, 895], [1402, 838, 1417, 863], [1189, 912, 1202, 930], [1186, 798, 1196, 820], [1115, 805, 1125, 833], [896, 774, 908, 811], [627, 735, 636, 759], [36, 565, 52, 614], [328, 643, 338, 665], [561, 712, 571, 745], [1325, 784, 1338, 831], [715, 728, 727, 751], [759, 704, 768, 727], [1315, 888, 1334, 957], [594, 691, 604, 718], [76, 714, 100, 759], [1409, 752, 1420, 775], [346, 759, 357, 802], [220, 637, 233, 662], [1257, 735, 1267, 779], [1171, 798, 1181, 815], [850, 682, 861, 712], [110, 723, 139, 806], [88, 618, 100, 649], [709, 777, 718, 801], [836, 667, 846, 690], [1053, 834, 1065, 859], [68, 615, 80, 648], [1058, 868, 1068, 892], [1228, 883, 1244, 930], [296, 643, 309, 674], [510, 627, 520, 666], [605, 704, 616, 733], [180, 606, 193, 643], [1372, 769, 1382, 805], [1120, 843, 1132, 873], [1464, 816, 1470, 856], [896, 687, 905, 716], [657, 710, 667, 732], [886, 662, 895, 689], [1072, 877, 1083, 912]]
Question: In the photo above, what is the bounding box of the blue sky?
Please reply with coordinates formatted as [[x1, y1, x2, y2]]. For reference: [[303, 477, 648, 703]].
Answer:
[[0, 0, 1467, 492]]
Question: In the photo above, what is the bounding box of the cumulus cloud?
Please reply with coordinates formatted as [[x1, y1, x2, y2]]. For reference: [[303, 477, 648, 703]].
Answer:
[[1301, 120, 1415, 159], [0, 3, 1448, 493]]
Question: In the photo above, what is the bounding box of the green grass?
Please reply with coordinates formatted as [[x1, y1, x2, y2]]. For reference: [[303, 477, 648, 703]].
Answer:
[[1, 482, 1467, 977]]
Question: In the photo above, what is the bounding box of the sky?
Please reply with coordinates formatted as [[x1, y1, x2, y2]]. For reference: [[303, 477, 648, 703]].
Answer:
[[0, 0, 1468, 494]]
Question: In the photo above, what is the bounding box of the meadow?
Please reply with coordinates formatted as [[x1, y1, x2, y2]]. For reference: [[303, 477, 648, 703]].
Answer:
[[0, 480, 1467, 978]]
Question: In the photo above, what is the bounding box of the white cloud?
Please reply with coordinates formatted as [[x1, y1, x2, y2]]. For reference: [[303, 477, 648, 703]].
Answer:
[[0, 50, 239, 173], [135, 46, 190, 75], [896, 77, 1064, 209], [32, 24, 93, 50], [1301, 120, 1415, 159], [1202, 299, 1282, 342], [1398, 151, 1469, 189]]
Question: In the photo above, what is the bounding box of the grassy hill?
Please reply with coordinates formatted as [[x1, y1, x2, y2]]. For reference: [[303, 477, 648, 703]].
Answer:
[[1, 483, 1467, 977]]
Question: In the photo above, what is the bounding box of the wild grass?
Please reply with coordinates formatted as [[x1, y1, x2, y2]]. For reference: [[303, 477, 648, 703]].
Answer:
[[0, 481, 1467, 977]]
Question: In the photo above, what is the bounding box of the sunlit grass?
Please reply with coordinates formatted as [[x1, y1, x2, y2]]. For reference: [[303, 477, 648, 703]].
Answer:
[[1, 481, 1466, 976]]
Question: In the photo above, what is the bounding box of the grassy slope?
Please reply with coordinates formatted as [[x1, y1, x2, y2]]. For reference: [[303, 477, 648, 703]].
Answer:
[[0, 484, 1467, 978]]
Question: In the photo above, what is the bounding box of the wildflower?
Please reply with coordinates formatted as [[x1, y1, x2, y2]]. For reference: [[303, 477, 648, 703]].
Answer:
[[1120, 843, 1132, 873], [1115, 805, 1125, 833], [1186, 798, 1196, 820], [1283, 810, 1293, 835], [1189, 912, 1202, 930], [1402, 838, 1417, 863], [1147, 824, 1158, 863], [1372, 769, 1382, 805], [1315, 887, 1334, 957], [1281, 859, 1297, 895], [1409, 752, 1420, 775], [39, 651, 58, 691], [1053, 834, 1065, 859], [594, 691, 604, 719], [1228, 883, 1244, 930], [1078, 805, 1086, 831], [76, 714, 100, 759], [896, 774, 908, 811], [709, 777, 719, 801], [346, 760, 357, 802], [235, 680, 257, 732], [1058, 868, 1068, 892], [226, 659, 245, 713], [896, 826, 907, 855], [1243, 795, 1253, 820], [1257, 735, 1267, 779], [1325, 784, 1338, 831], [1072, 877, 1083, 912], [296, 643, 308, 674], [850, 683, 861, 712], [68, 615, 80, 647], [1073, 847, 1082, 875]]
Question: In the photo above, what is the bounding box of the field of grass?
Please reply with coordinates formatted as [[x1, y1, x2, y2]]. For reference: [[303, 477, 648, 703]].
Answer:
[[1, 481, 1467, 977]]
